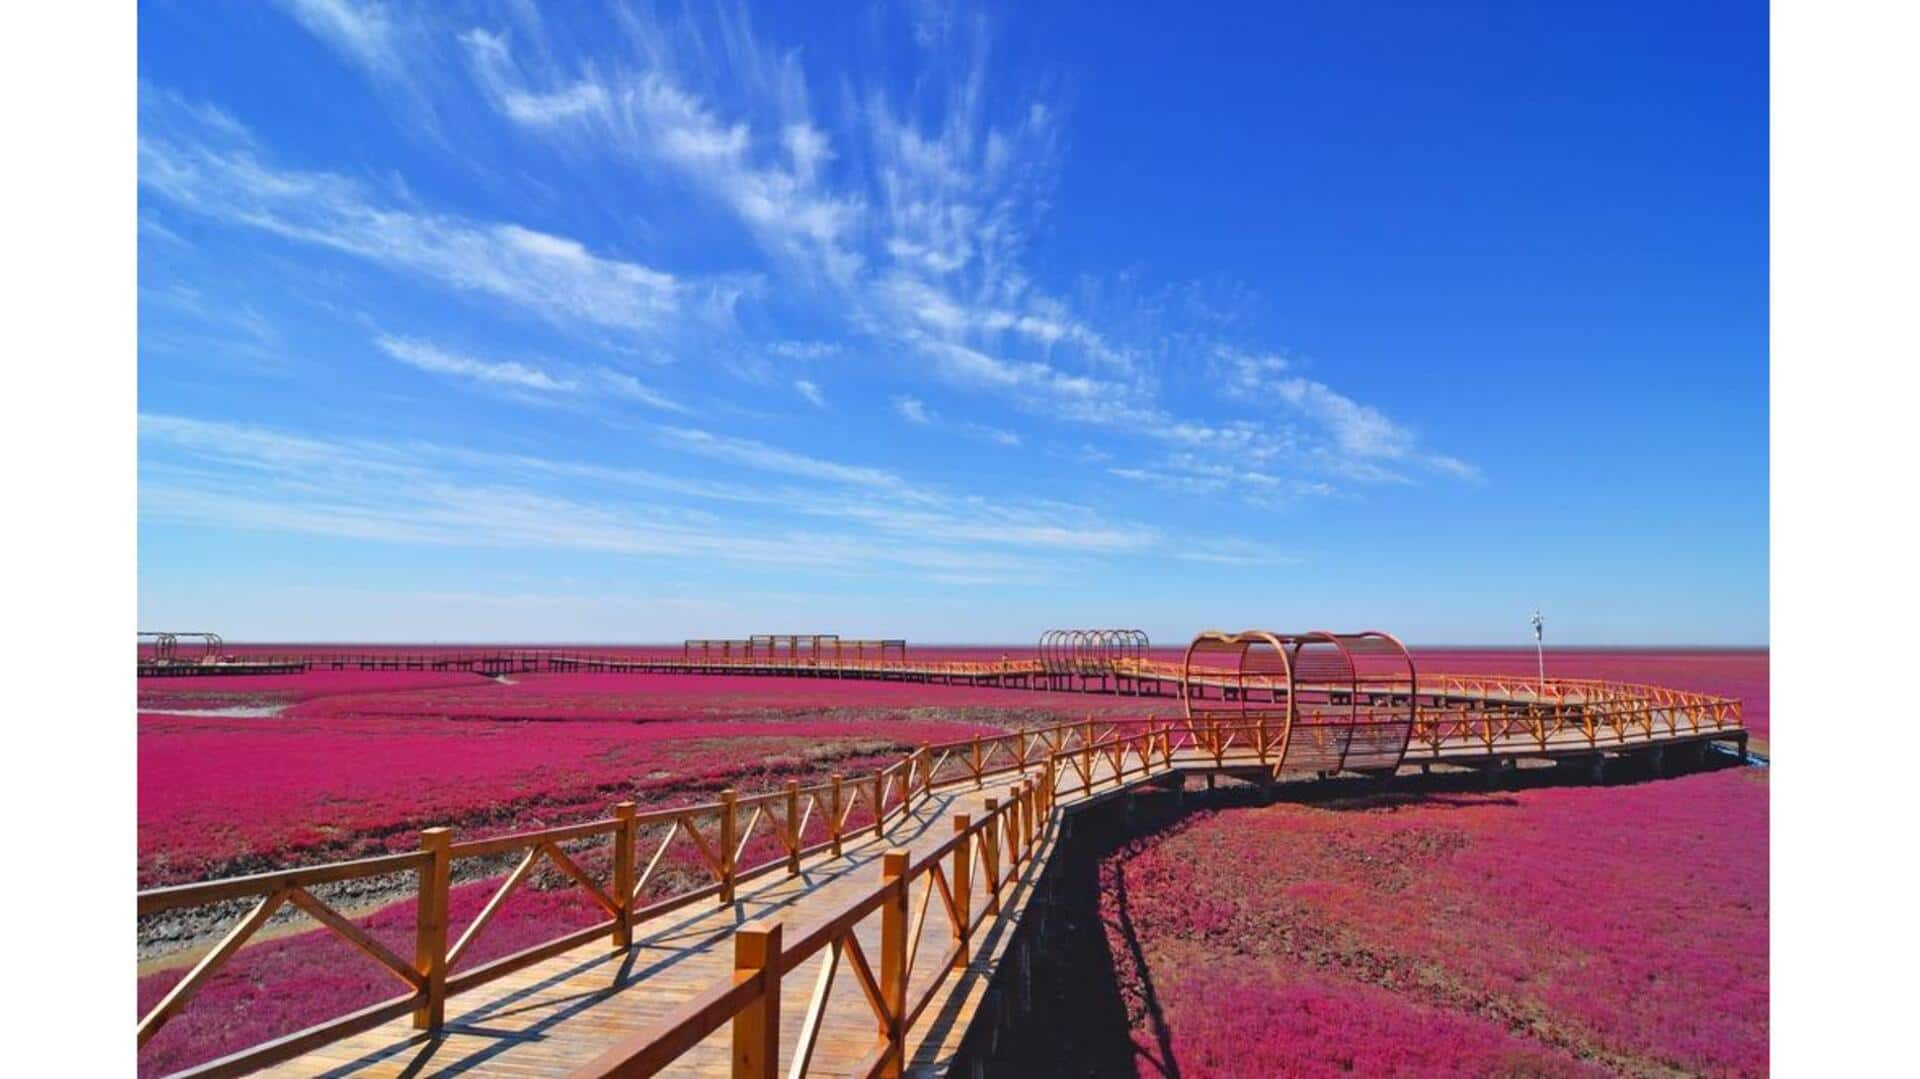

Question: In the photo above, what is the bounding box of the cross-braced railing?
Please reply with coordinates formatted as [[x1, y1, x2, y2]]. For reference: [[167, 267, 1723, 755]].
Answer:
[[576, 774, 1056, 1079]]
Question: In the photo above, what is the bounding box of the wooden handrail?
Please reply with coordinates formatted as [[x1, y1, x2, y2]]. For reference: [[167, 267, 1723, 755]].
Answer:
[[573, 779, 1050, 1079]]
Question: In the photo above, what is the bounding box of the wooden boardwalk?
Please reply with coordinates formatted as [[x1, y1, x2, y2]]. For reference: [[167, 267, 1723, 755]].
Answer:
[[139, 649, 1749, 1078], [254, 739, 1735, 1078], [261, 779, 1061, 1078]]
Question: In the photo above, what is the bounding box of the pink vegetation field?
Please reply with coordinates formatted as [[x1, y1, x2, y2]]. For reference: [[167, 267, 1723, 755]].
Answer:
[[137, 647, 1764, 1075], [1098, 769, 1768, 1076], [138, 670, 1161, 885], [1089, 651, 1769, 1077]]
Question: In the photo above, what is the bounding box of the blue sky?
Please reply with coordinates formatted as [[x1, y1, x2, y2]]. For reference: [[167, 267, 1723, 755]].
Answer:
[[136, 1, 1767, 645]]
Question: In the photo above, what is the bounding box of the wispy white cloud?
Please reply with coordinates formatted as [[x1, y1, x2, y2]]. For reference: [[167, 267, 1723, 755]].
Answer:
[[139, 413, 1161, 573], [461, 21, 865, 282], [373, 333, 684, 412], [1110, 457, 1332, 504], [769, 340, 841, 360], [802, 493, 1151, 553], [456, 8, 1157, 433], [270, 0, 454, 131], [140, 416, 1009, 575], [377, 334, 575, 392], [655, 426, 908, 491], [137, 98, 754, 343], [595, 368, 685, 412], [794, 379, 826, 408], [1170, 539, 1304, 567], [189, 6, 1478, 500], [1216, 346, 1481, 481], [892, 394, 1020, 447], [139, 283, 284, 369], [274, 0, 403, 79]]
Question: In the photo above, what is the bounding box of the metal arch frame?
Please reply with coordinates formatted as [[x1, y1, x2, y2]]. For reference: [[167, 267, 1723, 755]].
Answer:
[[1179, 628, 1420, 774], [1090, 629, 1148, 672], [1338, 629, 1419, 766], [1289, 630, 1360, 770], [1037, 629, 1075, 677], [1181, 629, 1299, 748], [1068, 629, 1095, 673], [142, 631, 222, 665], [1175, 625, 1297, 710], [1038, 629, 1152, 680], [139, 631, 178, 665]]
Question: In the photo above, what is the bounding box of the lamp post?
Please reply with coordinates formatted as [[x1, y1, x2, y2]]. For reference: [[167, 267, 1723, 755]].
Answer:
[[1530, 609, 1545, 693]]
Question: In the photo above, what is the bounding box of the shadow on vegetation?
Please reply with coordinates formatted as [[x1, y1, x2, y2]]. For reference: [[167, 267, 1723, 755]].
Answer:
[[984, 748, 1751, 1075]]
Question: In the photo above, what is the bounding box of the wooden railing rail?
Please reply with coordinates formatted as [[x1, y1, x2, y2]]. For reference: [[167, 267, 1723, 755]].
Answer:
[[136, 719, 1067, 1071], [137, 846, 439, 1074], [574, 773, 1054, 1079]]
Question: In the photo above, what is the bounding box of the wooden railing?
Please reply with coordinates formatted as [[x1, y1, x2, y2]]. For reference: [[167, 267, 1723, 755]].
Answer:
[[138, 683, 1744, 1076], [137, 726, 1073, 1075], [577, 775, 1057, 1078], [138, 849, 438, 1066], [571, 725, 1239, 1078]]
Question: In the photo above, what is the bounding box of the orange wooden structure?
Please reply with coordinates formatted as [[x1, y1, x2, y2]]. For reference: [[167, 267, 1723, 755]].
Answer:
[[682, 637, 908, 665]]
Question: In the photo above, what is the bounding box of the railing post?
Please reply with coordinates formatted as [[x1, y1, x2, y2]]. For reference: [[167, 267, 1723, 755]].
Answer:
[[951, 814, 972, 969], [1021, 782, 1037, 848], [971, 735, 984, 788], [873, 772, 886, 838], [612, 802, 637, 949], [1021, 782, 1036, 850], [1006, 784, 1024, 867], [879, 850, 909, 1079], [785, 781, 802, 875], [920, 745, 934, 801], [982, 798, 1001, 914], [731, 920, 782, 1079], [829, 773, 844, 857], [412, 826, 452, 1031], [719, 788, 738, 905]]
